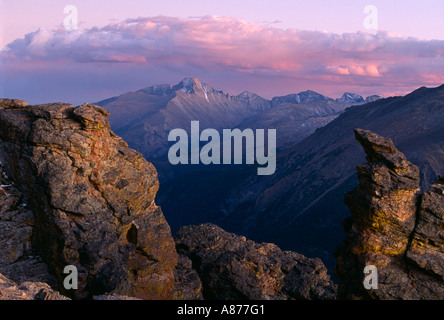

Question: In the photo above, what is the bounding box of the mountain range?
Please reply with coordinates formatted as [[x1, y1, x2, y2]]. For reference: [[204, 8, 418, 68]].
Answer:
[[97, 78, 444, 272], [96, 78, 380, 164]]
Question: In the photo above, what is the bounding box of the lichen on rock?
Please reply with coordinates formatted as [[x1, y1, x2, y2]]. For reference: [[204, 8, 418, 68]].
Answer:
[[335, 129, 444, 299], [175, 223, 337, 300], [0, 99, 178, 299]]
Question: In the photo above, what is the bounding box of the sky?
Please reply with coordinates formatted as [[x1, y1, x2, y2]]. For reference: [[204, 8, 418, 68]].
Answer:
[[1, 0, 444, 105]]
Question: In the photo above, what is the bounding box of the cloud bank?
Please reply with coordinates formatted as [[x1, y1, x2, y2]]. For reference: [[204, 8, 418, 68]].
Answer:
[[2, 15, 444, 103]]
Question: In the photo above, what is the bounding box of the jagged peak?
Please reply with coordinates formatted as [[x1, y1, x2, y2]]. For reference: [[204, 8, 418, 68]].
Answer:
[[271, 90, 333, 106], [236, 90, 261, 99], [172, 77, 205, 94], [179, 76, 200, 87], [336, 92, 364, 103], [298, 89, 326, 96], [234, 91, 271, 110], [136, 77, 206, 96], [364, 95, 382, 103]]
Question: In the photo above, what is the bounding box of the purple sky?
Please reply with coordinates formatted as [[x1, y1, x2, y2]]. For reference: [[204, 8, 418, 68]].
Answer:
[[1, 0, 444, 105]]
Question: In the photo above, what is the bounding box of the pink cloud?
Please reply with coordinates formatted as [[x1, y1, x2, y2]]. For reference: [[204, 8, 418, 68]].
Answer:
[[329, 64, 381, 77], [2, 15, 444, 103]]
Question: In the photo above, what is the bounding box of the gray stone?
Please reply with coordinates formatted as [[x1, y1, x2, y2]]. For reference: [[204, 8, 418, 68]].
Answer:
[[175, 223, 336, 300]]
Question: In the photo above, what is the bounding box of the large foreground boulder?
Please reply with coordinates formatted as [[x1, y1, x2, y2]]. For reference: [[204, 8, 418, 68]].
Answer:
[[0, 99, 178, 299]]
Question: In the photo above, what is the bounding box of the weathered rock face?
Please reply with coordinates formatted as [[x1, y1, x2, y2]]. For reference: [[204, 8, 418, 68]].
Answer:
[[175, 223, 336, 300], [0, 160, 36, 276], [0, 273, 70, 300], [0, 99, 178, 299], [1, 156, 67, 300], [172, 254, 203, 300], [406, 179, 444, 283], [335, 129, 444, 299]]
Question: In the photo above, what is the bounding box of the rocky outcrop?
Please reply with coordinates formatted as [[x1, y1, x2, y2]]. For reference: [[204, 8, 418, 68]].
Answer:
[[335, 129, 444, 299], [0, 99, 178, 299], [175, 223, 336, 300], [0, 273, 69, 300]]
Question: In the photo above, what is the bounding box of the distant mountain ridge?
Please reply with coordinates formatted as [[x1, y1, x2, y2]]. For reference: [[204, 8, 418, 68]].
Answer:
[[96, 77, 381, 162], [101, 77, 379, 106]]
